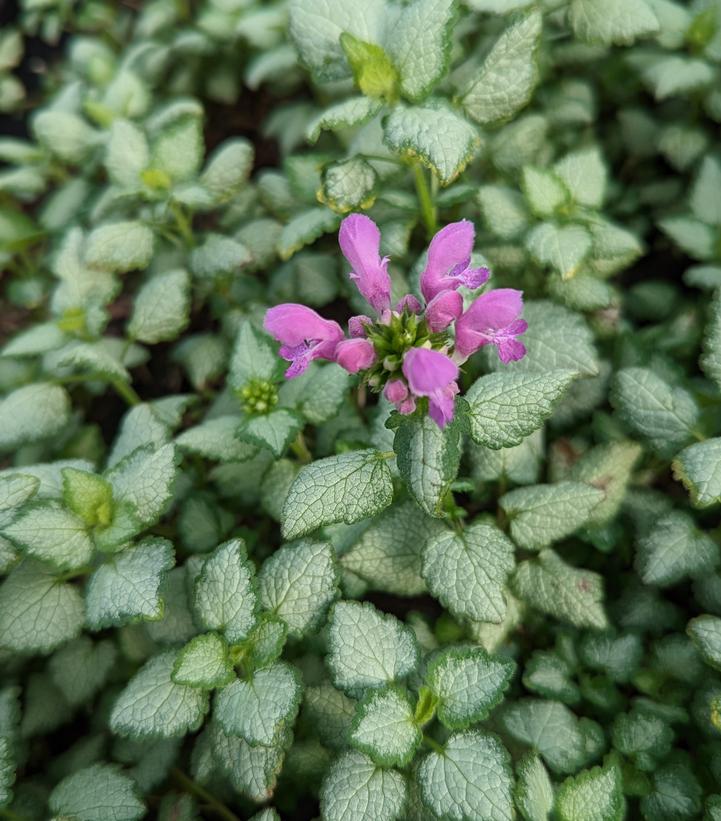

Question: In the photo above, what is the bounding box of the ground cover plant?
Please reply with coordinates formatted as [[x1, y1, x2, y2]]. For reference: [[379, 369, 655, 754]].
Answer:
[[1, 0, 721, 819]]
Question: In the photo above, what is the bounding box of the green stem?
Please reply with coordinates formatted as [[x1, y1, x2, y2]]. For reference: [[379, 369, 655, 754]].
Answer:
[[423, 735, 445, 755], [57, 565, 94, 582], [120, 337, 134, 363], [53, 374, 141, 406], [170, 202, 195, 247], [174, 0, 191, 20], [111, 378, 141, 407], [0, 809, 31, 821], [171, 769, 241, 821], [450, 515, 465, 536], [290, 432, 312, 464], [413, 162, 437, 240]]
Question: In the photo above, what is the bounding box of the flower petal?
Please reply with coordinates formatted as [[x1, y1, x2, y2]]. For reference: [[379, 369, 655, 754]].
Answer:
[[455, 264, 490, 291], [339, 213, 392, 313], [334, 338, 376, 374], [497, 338, 527, 364], [384, 379, 409, 404], [348, 314, 373, 338], [454, 288, 526, 359], [264, 304, 344, 348], [425, 289, 463, 332], [402, 347, 459, 397], [461, 288, 524, 330], [399, 396, 417, 415], [395, 294, 422, 314], [429, 382, 459, 429], [420, 220, 475, 302]]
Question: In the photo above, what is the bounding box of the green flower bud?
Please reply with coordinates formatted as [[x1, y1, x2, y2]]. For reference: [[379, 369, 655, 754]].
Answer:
[[238, 379, 278, 415]]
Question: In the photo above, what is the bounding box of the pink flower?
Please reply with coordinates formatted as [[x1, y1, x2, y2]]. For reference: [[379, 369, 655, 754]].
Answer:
[[339, 214, 392, 314], [348, 314, 373, 337], [384, 379, 416, 415], [395, 294, 422, 314], [454, 288, 527, 363], [402, 347, 460, 429], [420, 220, 490, 303], [263, 303, 344, 378], [425, 289, 463, 333], [335, 338, 376, 374], [264, 216, 527, 430]]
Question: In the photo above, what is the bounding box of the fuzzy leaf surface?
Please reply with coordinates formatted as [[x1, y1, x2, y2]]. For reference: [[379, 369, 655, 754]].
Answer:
[[281, 449, 393, 540], [418, 731, 514, 821], [466, 369, 576, 449], [426, 645, 515, 729], [328, 601, 419, 695], [423, 522, 515, 623]]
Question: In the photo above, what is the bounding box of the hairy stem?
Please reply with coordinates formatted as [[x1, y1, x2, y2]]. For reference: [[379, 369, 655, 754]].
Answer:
[[170, 202, 195, 247], [53, 374, 141, 406], [290, 431, 312, 464], [413, 162, 438, 240], [111, 378, 142, 407], [423, 734, 445, 755]]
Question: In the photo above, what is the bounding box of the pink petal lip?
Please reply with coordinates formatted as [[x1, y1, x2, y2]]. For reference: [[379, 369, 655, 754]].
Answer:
[[429, 382, 459, 429], [454, 288, 527, 359], [339, 213, 392, 314], [402, 347, 459, 396], [402, 347, 460, 429]]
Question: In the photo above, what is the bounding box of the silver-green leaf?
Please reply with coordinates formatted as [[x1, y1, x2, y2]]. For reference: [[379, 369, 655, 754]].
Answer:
[[466, 370, 577, 449], [423, 522, 515, 623], [328, 600, 419, 695], [281, 449, 393, 540], [110, 651, 209, 739], [418, 731, 514, 821], [461, 11, 542, 125]]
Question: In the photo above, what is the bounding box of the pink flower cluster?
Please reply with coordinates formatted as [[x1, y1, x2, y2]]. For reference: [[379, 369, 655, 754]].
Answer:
[[264, 214, 527, 428]]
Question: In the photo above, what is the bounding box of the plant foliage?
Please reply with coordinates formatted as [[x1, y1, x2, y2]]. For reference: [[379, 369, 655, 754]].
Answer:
[[1, 0, 721, 819]]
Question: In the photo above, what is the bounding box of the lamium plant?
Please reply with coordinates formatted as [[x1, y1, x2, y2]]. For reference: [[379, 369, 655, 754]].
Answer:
[[1, 1, 721, 820]]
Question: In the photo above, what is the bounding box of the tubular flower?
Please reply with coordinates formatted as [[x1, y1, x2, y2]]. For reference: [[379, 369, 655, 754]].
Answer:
[[339, 213, 392, 313], [420, 220, 490, 302], [454, 288, 528, 363], [402, 347, 460, 429], [263, 303, 344, 378], [264, 214, 527, 427]]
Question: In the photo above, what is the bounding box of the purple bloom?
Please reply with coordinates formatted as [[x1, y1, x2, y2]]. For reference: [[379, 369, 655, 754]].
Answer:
[[348, 314, 373, 338], [395, 294, 422, 314], [335, 338, 376, 374], [402, 347, 460, 429], [384, 379, 416, 415], [264, 215, 527, 431], [339, 213, 392, 314], [425, 289, 463, 333], [454, 288, 527, 363], [420, 220, 490, 303], [263, 303, 344, 378]]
